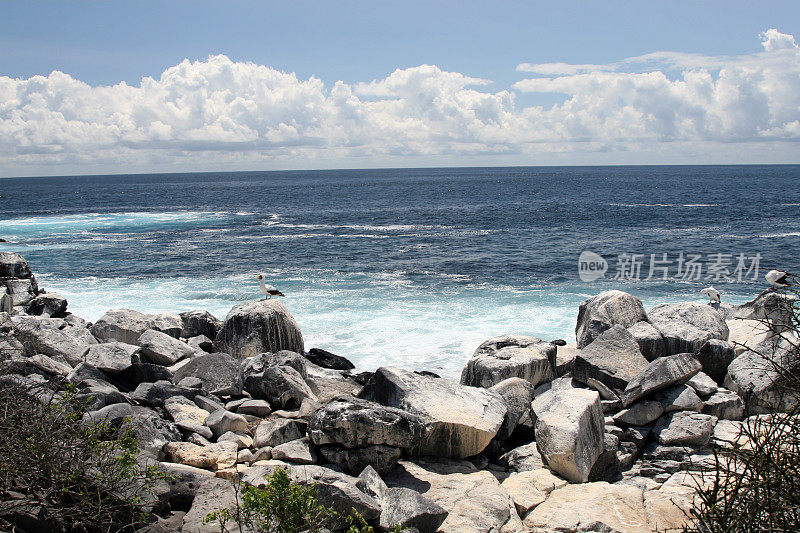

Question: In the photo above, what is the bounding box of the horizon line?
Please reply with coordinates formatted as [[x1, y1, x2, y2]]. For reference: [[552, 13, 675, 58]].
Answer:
[[3, 162, 800, 181]]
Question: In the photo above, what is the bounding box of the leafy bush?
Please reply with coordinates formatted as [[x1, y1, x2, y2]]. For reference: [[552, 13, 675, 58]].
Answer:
[[205, 467, 332, 533], [0, 376, 167, 532], [685, 277, 800, 532], [205, 467, 401, 533]]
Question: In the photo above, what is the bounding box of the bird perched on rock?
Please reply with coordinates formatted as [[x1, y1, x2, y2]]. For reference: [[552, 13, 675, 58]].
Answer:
[[766, 270, 790, 288], [256, 274, 284, 299], [701, 286, 721, 304]]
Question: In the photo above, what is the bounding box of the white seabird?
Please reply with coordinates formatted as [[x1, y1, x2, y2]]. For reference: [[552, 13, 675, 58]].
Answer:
[[765, 269, 790, 288], [701, 286, 721, 304], [256, 275, 285, 299]]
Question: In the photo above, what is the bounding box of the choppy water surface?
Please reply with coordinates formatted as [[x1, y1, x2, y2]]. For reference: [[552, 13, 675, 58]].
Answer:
[[2, 166, 798, 377]]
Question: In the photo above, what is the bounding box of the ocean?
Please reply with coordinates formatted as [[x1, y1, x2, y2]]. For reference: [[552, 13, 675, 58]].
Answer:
[[1, 165, 799, 378]]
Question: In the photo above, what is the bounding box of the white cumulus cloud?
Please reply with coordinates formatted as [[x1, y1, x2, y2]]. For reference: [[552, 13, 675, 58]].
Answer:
[[0, 29, 798, 175]]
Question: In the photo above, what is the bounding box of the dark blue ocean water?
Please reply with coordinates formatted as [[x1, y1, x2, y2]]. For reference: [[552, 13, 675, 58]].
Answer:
[[1, 165, 799, 376]]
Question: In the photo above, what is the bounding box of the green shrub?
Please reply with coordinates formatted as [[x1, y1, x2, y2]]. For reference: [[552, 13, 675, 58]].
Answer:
[[684, 277, 800, 532], [205, 467, 402, 533], [205, 467, 332, 533], [0, 377, 167, 532]]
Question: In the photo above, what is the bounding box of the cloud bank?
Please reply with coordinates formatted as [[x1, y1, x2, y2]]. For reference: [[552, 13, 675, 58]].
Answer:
[[1, 29, 798, 174]]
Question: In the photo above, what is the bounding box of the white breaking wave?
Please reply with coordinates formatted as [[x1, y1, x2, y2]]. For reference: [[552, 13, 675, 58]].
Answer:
[[34, 271, 756, 380], [758, 232, 800, 238], [0, 211, 248, 235]]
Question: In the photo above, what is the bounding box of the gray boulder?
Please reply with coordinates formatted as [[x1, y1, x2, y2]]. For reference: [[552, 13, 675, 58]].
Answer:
[[627, 321, 666, 361], [0, 333, 24, 358], [204, 409, 248, 438], [179, 310, 222, 339], [14, 318, 92, 366], [532, 388, 604, 483], [308, 397, 425, 450], [572, 325, 649, 392], [380, 487, 448, 533], [612, 400, 664, 426], [696, 339, 736, 385], [3, 278, 37, 306], [137, 329, 195, 366], [244, 364, 317, 409], [318, 444, 402, 475], [687, 372, 719, 398], [253, 418, 308, 448], [91, 309, 150, 344], [652, 412, 716, 446], [121, 406, 182, 459], [186, 334, 213, 353], [84, 402, 135, 426], [385, 459, 521, 532], [90, 309, 183, 344], [122, 358, 174, 384], [489, 377, 534, 440], [212, 299, 304, 358], [305, 347, 355, 371], [26, 293, 68, 318], [172, 352, 238, 395], [621, 353, 702, 407], [648, 302, 729, 355], [164, 396, 211, 436], [499, 441, 545, 472], [0, 252, 33, 278], [182, 478, 240, 533], [147, 312, 184, 338], [724, 334, 800, 413], [130, 380, 198, 407], [359, 366, 506, 458], [654, 384, 703, 413], [576, 290, 647, 348], [461, 336, 555, 389], [702, 390, 745, 420], [235, 399, 272, 417], [555, 343, 578, 376], [82, 341, 138, 373], [271, 437, 318, 465], [735, 289, 796, 329]]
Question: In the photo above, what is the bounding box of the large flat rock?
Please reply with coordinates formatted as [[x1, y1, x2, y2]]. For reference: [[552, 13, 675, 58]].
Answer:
[[461, 335, 556, 388], [360, 366, 506, 458], [385, 459, 521, 533], [523, 482, 652, 532], [14, 317, 92, 367], [309, 396, 425, 450], [648, 302, 729, 355], [90, 308, 183, 344]]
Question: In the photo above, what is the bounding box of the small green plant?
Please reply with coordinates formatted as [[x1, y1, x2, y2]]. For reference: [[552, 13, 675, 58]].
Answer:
[[0, 377, 168, 532], [204, 467, 332, 533], [684, 277, 800, 532], [205, 467, 405, 533]]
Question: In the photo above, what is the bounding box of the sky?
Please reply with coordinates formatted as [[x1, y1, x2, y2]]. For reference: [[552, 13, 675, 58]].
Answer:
[[1, 1, 799, 177]]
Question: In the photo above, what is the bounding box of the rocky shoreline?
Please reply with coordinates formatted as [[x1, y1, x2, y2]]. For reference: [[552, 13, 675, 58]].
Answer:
[[1, 250, 797, 533]]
